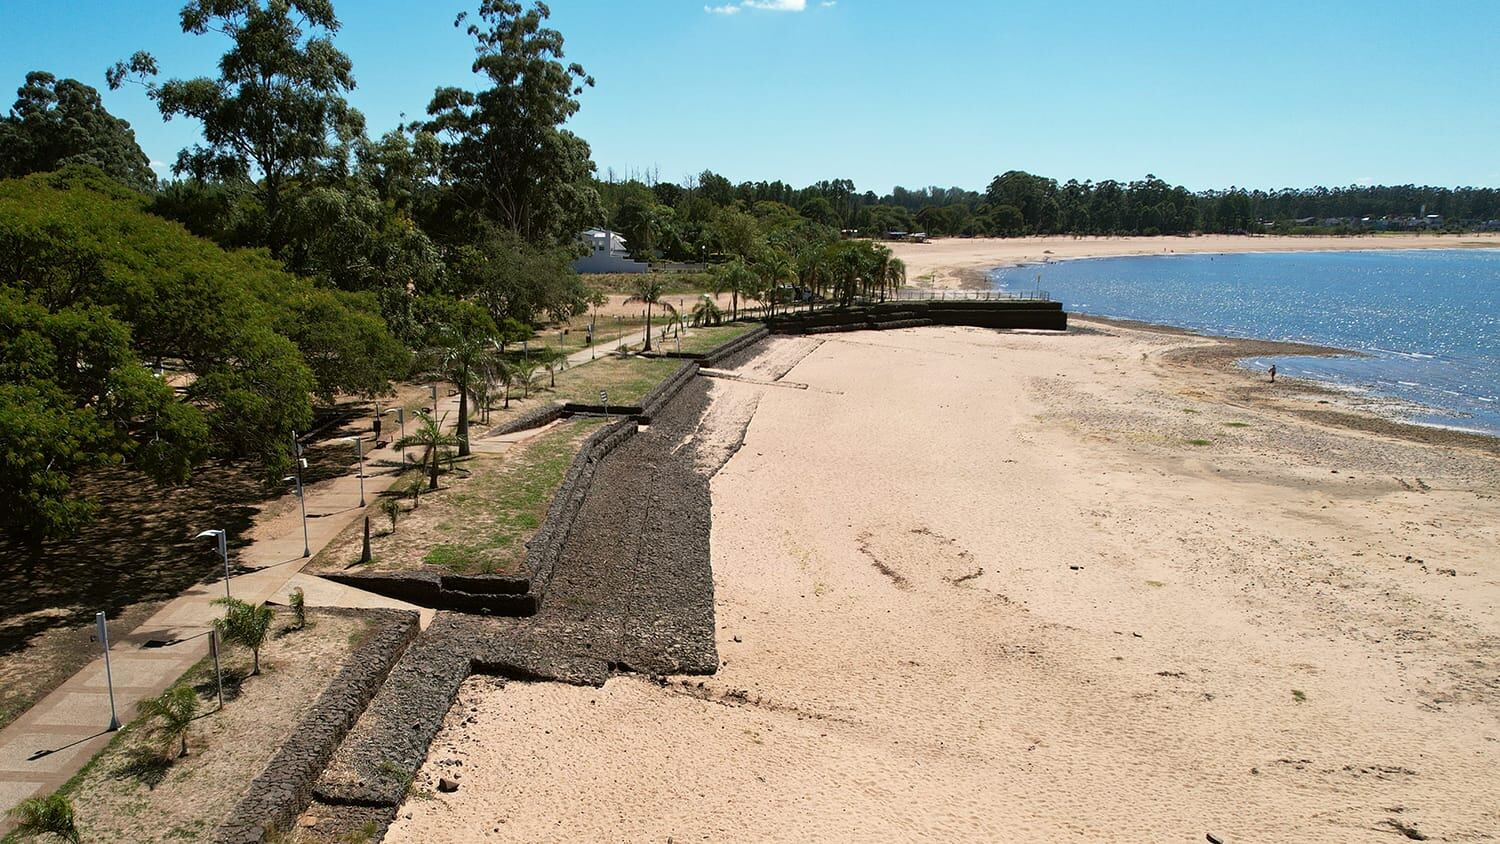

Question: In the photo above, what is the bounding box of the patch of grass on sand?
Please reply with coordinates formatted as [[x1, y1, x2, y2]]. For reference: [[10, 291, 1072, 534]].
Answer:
[[552, 354, 683, 407], [1222, 421, 1251, 428], [1182, 408, 1200, 414], [317, 419, 602, 576], [1145, 580, 1166, 588], [671, 322, 759, 356], [1187, 439, 1213, 446], [1292, 689, 1307, 703]]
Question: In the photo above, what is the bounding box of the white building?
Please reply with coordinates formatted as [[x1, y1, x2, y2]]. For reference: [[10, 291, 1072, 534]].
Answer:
[[572, 228, 649, 274]]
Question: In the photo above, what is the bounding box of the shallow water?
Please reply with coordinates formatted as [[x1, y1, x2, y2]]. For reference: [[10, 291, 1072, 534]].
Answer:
[[989, 249, 1500, 434]]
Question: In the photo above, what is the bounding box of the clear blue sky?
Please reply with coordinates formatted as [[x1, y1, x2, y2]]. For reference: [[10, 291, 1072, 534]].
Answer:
[[2, 0, 1497, 193]]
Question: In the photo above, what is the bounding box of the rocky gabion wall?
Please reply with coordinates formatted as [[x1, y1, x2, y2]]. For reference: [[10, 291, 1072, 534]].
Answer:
[[699, 325, 770, 368], [489, 401, 564, 435], [213, 608, 420, 844], [302, 380, 723, 841], [520, 415, 638, 603]]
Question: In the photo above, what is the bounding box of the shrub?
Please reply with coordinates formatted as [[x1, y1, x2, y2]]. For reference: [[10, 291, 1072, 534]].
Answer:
[[212, 597, 274, 675], [6, 794, 80, 843], [136, 685, 199, 759]]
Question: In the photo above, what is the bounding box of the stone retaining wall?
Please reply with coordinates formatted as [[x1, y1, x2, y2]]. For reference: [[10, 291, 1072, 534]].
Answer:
[[699, 325, 770, 368], [213, 608, 420, 844], [488, 401, 564, 435]]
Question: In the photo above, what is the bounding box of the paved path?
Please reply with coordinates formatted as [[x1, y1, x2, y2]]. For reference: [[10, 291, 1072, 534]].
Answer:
[[0, 391, 466, 820]]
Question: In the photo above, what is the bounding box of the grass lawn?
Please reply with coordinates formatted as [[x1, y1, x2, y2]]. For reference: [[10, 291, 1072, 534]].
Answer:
[[550, 354, 684, 407], [312, 418, 604, 576], [671, 322, 760, 356], [5, 609, 372, 844]]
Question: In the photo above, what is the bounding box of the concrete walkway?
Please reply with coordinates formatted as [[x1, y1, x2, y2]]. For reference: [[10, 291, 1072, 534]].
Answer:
[[0, 390, 467, 820]]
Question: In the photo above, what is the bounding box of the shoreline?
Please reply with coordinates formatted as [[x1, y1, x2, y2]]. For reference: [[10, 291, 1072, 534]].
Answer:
[[887, 233, 1500, 289], [1078, 315, 1500, 454]]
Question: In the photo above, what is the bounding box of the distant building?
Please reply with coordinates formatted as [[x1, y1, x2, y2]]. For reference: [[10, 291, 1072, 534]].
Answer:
[[572, 228, 649, 274]]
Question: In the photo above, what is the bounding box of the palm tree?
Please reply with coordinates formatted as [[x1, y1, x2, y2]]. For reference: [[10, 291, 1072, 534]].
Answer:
[[137, 685, 199, 758], [7, 795, 80, 843], [395, 411, 460, 490], [623, 276, 678, 352], [881, 255, 907, 301], [212, 597, 274, 675], [690, 295, 724, 327], [753, 250, 797, 317], [424, 320, 498, 458], [712, 259, 755, 321], [540, 347, 570, 388]]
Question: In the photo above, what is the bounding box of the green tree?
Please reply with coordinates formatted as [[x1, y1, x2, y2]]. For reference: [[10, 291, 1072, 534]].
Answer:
[[395, 411, 460, 491], [108, 0, 363, 255], [752, 250, 797, 317], [421, 303, 498, 457], [0, 283, 207, 549], [136, 685, 200, 758], [0, 71, 155, 191], [690, 295, 724, 327], [212, 597, 274, 675], [6, 794, 80, 844], [424, 1, 601, 244], [712, 258, 756, 321], [623, 276, 677, 353]]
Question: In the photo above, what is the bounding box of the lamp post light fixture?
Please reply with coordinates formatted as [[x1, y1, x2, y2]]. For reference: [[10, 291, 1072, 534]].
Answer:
[[195, 528, 231, 600], [384, 407, 406, 463], [341, 435, 367, 506], [283, 474, 310, 557]]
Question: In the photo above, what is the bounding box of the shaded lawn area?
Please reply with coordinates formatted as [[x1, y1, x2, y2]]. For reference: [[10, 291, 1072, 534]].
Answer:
[[550, 354, 684, 407], [311, 418, 604, 576], [0, 403, 375, 734], [15, 609, 372, 844], [671, 322, 760, 356]]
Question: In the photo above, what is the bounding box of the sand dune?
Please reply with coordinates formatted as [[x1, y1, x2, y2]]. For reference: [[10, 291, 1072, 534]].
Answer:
[[888, 233, 1500, 288], [387, 323, 1499, 842]]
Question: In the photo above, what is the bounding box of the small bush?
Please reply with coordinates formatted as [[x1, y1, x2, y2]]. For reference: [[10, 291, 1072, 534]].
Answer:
[[289, 587, 306, 629], [379, 498, 401, 533], [7, 794, 80, 843]]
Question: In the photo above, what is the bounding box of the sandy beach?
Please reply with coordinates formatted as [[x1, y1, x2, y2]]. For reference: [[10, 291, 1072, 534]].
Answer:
[[386, 322, 1500, 842], [888, 233, 1500, 288]]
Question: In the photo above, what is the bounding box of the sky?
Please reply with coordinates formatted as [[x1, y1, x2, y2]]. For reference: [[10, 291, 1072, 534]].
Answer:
[[2, 0, 1498, 194]]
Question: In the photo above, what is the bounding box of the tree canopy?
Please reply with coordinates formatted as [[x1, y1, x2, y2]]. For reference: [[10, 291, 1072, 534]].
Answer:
[[0, 71, 156, 191], [109, 0, 364, 254], [0, 167, 405, 543]]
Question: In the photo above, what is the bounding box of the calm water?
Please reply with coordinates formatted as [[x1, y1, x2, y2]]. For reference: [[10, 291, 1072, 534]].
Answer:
[[989, 250, 1500, 435]]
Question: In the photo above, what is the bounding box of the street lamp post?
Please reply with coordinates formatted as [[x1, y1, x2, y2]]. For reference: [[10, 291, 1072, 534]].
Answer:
[[341, 436, 366, 506], [384, 407, 406, 463], [96, 611, 120, 731], [283, 475, 310, 557], [429, 384, 439, 411], [196, 528, 230, 600]]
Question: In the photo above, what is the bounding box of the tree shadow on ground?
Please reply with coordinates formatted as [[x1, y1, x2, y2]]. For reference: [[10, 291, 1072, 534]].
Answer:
[[0, 403, 373, 659]]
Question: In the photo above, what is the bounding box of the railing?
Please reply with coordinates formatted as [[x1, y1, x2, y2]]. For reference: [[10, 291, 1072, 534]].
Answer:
[[889, 288, 1052, 302]]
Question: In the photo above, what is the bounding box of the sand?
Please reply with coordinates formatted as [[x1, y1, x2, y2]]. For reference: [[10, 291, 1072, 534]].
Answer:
[[887, 232, 1500, 288], [386, 322, 1500, 842]]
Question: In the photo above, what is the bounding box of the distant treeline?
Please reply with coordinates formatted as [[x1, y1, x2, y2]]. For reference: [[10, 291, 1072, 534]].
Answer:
[[599, 169, 1500, 250]]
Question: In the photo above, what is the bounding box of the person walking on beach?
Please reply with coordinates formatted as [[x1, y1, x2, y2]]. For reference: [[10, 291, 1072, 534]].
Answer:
[[1268, 364, 1277, 383]]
